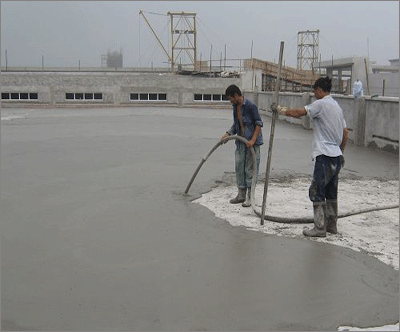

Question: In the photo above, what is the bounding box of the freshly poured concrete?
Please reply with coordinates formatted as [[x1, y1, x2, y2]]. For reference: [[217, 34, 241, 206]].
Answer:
[[1, 107, 398, 331]]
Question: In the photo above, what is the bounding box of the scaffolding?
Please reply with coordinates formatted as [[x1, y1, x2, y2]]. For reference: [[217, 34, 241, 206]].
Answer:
[[244, 58, 320, 92], [297, 30, 320, 72], [167, 12, 197, 71]]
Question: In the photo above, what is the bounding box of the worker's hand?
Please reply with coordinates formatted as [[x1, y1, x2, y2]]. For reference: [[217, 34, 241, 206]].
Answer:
[[340, 155, 345, 168], [221, 132, 230, 144], [270, 103, 288, 115], [246, 139, 255, 149]]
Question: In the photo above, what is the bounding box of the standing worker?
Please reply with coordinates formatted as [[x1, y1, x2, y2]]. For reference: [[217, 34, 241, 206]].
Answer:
[[353, 78, 363, 99], [221, 85, 264, 207], [271, 77, 348, 237]]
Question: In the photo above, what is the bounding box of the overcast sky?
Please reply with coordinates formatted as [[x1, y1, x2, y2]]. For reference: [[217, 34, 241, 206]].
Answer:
[[1, 1, 398, 69]]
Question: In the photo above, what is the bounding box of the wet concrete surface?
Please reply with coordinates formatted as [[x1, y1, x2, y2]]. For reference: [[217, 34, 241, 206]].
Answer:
[[1, 107, 398, 331]]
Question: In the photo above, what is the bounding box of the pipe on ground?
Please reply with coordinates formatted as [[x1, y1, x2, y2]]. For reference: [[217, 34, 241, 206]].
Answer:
[[185, 135, 399, 224]]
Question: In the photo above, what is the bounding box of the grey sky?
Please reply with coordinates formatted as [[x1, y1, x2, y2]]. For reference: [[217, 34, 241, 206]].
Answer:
[[1, 1, 398, 68]]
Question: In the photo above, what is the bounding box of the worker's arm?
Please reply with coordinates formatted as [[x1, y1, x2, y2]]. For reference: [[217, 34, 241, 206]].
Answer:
[[270, 103, 307, 118], [246, 125, 261, 149], [340, 127, 349, 152], [285, 108, 307, 118]]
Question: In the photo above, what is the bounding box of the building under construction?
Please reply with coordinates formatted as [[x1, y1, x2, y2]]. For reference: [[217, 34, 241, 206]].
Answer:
[[101, 50, 123, 68]]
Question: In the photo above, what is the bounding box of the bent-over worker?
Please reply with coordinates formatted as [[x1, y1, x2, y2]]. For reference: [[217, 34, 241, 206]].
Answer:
[[221, 85, 264, 207]]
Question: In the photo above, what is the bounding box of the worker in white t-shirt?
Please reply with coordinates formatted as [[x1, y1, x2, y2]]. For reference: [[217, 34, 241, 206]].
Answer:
[[270, 76, 349, 237]]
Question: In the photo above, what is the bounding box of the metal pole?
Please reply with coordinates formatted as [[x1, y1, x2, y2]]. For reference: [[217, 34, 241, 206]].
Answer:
[[382, 79, 386, 96], [364, 58, 371, 95], [260, 41, 284, 225], [224, 44, 226, 71], [5, 49, 7, 71], [141, 11, 171, 63], [209, 44, 212, 75], [42, 55, 44, 71], [251, 40, 254, 91]]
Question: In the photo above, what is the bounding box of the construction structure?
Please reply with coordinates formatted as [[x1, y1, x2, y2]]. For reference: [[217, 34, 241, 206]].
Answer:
[[244, 58, 320, 92], [318, 56, 399, 97], [101, 50, 123, 68], [297, 30, 320, 71], [139, 10, 198, 72], [168, 11, 197, 72]]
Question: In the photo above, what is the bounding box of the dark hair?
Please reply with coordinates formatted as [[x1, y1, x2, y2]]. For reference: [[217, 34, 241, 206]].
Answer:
[[313, 76, 332, 92], [225, 84, 242, 97]]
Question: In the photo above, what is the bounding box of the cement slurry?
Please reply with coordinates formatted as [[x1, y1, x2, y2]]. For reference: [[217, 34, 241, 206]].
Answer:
[[1, 107, 398, 331]]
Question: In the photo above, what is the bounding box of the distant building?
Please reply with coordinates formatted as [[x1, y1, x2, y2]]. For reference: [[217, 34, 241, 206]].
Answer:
[[318, 57, 399, 97], [101, 50, 123, 68]]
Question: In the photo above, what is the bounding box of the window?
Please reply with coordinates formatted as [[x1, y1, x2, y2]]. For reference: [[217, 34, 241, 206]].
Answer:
[[193, 93, 228, 102], [1, 92, 39, 100], [130, 93, 167, 101], [65, 93, 103, 100]]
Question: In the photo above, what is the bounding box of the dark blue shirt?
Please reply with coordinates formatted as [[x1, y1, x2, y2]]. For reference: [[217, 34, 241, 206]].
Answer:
[[227, 98, 264, 146]]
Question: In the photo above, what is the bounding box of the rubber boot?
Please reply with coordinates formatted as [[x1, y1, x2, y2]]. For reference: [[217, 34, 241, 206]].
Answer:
[[303, 203, 326, 237], [325, 199, 338, 234], [242, 188, 251, 207], [230, 188, 246, 204]]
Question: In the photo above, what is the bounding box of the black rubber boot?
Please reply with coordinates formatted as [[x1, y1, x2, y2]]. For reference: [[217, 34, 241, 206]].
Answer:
[[230, 188, 246, 204], [303, 203, 326, 237], [242, 188, 251, 207], [325, 199, 338, 234]]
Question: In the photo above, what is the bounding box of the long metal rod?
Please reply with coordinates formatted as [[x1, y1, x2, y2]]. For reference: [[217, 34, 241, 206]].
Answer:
[[260, 41, 285, 225], [139, 10, 172, 63]]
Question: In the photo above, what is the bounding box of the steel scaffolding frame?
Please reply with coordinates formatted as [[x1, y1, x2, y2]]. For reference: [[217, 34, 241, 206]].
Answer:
[[297, 30, 320, 71]]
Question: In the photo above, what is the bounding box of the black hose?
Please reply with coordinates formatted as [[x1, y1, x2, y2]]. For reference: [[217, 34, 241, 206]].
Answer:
[[185, 135, 399, 224]]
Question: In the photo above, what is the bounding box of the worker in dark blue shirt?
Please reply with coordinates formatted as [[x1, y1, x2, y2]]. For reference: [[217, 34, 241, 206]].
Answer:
[[221, 85, 264, 207]]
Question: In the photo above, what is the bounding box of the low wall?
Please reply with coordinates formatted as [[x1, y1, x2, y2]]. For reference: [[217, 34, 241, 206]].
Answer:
[[1, 71, 238, 109], [245, 90, 399, 153], [2, 70, 398, 153]]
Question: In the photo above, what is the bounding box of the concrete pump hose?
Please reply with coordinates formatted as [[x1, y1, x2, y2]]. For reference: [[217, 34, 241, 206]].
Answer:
[[185, 135, 399, 223]]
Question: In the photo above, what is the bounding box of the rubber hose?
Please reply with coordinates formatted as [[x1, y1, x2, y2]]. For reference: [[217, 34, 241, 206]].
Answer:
[[185, 135, 399, 224]]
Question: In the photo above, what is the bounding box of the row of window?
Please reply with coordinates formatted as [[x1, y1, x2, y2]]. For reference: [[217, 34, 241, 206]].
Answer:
[[2, 92, 230, 102], [66, 93, 103, 100], [131, 93, 167, 101], [194, 94, 229, 101], [2, 92, 38, 100]]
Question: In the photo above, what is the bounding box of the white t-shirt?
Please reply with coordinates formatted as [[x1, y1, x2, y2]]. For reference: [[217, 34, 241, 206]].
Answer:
[[305, 95, 347, 159], [353, 80, 363, 98]]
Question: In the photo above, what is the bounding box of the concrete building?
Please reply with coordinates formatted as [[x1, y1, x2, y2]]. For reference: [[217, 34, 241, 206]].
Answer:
[[318, 57, 399, 97]]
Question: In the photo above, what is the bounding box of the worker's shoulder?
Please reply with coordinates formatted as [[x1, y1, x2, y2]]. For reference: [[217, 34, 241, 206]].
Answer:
[[243, 98, 258, 108]]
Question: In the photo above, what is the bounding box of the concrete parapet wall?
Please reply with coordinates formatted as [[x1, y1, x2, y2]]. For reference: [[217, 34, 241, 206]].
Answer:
[[1, 71, 239, 108], [245, 90, 399, 153], [2, 70, 398, 153]]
